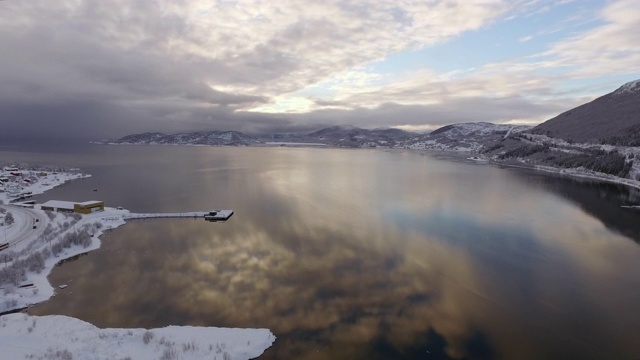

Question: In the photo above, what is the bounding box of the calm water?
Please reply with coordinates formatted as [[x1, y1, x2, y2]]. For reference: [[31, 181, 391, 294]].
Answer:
[[2, 144, 640, 359]]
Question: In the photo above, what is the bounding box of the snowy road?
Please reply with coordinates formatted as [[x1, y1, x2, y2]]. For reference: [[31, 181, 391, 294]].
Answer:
[[0, 205, 47, 249]]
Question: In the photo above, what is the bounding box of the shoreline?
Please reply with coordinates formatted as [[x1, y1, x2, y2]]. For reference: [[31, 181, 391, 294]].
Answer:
[[396, 148, 640, 192], [0, 167, 275, 360], [488, 158, 640, 192], [1, 146, 637, 358], [93, 142, 640, 192]]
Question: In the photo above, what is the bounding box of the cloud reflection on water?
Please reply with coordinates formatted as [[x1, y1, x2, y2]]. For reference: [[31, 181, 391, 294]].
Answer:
[[31, 148, 640, 360]]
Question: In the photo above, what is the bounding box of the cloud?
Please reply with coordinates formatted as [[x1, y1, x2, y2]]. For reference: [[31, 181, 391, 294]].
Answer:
[[0, 0, 510, 96], [270, 95, 579, 131], [288, 0, 640, 129], [0, 0, 514, 138], [0, 0, 637, 139], [519, 35, 533, 42], [537, 0, 640, 79]]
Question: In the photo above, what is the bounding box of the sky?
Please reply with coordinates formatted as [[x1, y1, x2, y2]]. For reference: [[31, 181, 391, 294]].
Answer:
[[0, 0, 639, 140]]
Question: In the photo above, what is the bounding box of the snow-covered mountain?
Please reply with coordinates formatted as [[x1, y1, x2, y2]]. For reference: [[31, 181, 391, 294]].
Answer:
[[101, 122, 534, 152], [531, 79, 640, 145], [303, 126, 413, 147], [404, 122, 532, 152], [474, 80, 640, 182], [100, 80, 640, 183], [105, 131, 260, 146], [102, 126, 415, 148]]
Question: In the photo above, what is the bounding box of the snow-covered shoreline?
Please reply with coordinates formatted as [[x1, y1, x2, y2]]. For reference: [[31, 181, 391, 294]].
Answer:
[[529, 163, 640, 190], [0, 166, 275, 360], [404, 148, 640, 192], [93, 121, 640, 194], [0, 205, 129, 314], [482, 156, 640, 191], [0, 168, 128, 313], [0, 313, 275, 360]]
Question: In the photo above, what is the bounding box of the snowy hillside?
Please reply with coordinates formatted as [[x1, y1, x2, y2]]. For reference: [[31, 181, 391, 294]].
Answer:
[[613, 79, 640, 95], [303, 126, 413, 147], [404, 122, 531, 152], [532, 79, 640, 144], [102, 126, 415, 148], [479, 131, 640, 186], [105, 131, 260, 146]]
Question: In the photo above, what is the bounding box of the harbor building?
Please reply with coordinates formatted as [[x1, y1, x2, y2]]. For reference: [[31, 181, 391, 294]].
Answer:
[[41, 200, 104, 214]]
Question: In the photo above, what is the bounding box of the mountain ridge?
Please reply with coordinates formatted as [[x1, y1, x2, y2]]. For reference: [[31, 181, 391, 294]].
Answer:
[[531, 79, 640, 144], [101, 79, 640, 183]]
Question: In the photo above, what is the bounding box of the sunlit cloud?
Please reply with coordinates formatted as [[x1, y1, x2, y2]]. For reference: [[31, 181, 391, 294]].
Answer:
[[0, 0, 638, 139]]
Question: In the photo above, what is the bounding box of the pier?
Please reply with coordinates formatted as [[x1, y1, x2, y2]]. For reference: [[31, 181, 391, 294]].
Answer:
[[122, 210, 234, 222]]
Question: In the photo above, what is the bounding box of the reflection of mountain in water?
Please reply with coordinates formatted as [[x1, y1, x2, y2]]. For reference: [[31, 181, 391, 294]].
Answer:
[[517, 171, 640, 244]]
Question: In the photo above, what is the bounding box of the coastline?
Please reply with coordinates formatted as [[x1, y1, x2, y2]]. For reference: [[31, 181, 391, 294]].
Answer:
[[96, 142, 640, 193], [400, 148, 640, 193], [508, 162, 640, 191], [98, 142, 640, 192], [1, 146, 637, 358], [0, 168, 275, 360]]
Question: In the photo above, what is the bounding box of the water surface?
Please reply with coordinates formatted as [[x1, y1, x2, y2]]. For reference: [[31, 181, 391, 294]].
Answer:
[[2, 144, 638, 359]]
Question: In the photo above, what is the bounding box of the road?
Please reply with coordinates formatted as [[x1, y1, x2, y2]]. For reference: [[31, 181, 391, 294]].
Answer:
[[0, 205, 48, 249]]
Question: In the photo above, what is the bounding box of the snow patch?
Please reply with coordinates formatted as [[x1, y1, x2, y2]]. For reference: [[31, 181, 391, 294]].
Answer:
[[614, 79, 640, 95]]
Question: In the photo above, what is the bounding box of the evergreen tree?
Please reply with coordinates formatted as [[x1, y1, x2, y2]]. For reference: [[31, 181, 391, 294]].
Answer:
[[4, 212, 14, 225]]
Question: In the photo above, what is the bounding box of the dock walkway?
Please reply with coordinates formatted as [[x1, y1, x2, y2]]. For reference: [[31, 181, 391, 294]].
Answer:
[[122, 210, 233, 222]]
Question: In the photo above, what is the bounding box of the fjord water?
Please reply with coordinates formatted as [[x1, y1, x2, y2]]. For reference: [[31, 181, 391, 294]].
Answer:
[[3, 144, 639, 359]]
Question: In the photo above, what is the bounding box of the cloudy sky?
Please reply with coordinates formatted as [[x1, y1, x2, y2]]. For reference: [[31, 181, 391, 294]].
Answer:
[[0, 0, 639, 140]]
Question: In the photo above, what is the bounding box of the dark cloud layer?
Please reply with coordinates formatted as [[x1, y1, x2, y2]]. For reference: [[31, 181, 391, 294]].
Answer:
[[0, 1, 635, 140]]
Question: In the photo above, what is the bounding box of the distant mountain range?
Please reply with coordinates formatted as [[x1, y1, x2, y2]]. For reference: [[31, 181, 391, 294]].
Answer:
[[101, 123, 534, 150], [101, 79, 640, 181], [101, 126, 418, 148], [111, 131, 259, 146]]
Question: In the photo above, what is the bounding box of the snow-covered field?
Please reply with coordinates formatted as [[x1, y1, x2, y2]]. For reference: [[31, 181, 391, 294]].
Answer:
[[0, 166, 275, 360], [0, 313, 275, 360]]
